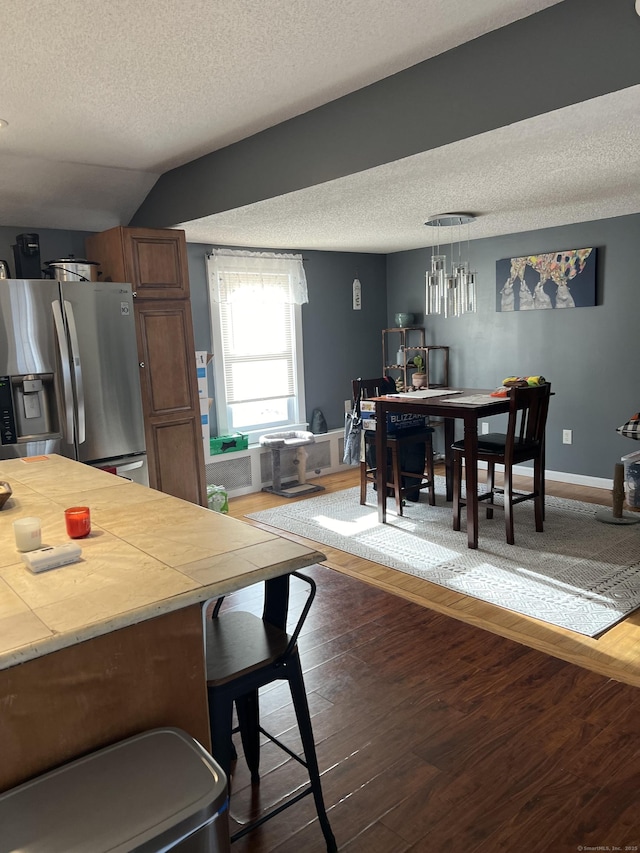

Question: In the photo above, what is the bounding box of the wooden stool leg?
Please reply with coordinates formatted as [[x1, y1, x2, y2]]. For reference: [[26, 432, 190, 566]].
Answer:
[[486, 462, 496, 519], [390, 444, 403, 516], [425, 435, 435, 506], [534, 457, 544, 533], [452, 451, 462, 531], [360, 461, 367, 505], [504, 464, 515, 545]]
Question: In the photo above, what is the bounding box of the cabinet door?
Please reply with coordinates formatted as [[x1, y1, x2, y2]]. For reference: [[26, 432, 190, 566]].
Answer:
[[85, 226, 190, 298], [123, 227, 190, 299], [135, 300, 206, 506]]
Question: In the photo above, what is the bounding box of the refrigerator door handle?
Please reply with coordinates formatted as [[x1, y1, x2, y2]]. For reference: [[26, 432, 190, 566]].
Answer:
[[64, 300, 85, 445], [52, 300, 74, 443]]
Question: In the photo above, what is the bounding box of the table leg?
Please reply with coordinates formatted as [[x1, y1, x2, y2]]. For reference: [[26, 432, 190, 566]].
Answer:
[[444, 418, 455, 501], [375, 402, 387, 524], [463, 416, 479, 549]]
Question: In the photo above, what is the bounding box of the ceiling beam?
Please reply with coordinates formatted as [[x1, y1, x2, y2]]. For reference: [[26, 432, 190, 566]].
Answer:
[[130, 0, 640, 229]]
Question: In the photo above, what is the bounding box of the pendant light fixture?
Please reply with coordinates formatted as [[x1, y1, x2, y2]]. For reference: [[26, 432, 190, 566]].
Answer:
[[425, 213, 477, 317]]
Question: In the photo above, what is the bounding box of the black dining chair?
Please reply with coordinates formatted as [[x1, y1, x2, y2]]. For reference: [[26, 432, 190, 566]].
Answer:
[[205, 572, 337, 852], [353, 377, 435, 514], [451, 383, 551, 545]]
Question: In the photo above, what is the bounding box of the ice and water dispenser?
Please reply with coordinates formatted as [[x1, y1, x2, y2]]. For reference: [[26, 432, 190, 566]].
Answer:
[[0, 373, 59, 448]]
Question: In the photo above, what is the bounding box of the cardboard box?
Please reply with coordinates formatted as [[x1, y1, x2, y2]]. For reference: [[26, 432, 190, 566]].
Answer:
[[387, 413, 430, 433], [360, 413, 429, 433]]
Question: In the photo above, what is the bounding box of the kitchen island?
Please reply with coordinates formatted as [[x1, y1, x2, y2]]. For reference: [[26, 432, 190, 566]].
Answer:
[[0, 454, 325, 793]]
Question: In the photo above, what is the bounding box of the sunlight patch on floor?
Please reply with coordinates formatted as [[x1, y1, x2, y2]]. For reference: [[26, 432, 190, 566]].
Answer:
[[311, 510, 378, 537]]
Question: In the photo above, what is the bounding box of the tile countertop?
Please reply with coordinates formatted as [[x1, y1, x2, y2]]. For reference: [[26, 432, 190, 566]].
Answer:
[[0, 455, 325, 671]]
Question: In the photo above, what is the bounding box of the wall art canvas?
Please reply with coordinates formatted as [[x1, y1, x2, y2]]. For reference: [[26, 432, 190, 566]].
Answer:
[[495, 248, 596, 312]]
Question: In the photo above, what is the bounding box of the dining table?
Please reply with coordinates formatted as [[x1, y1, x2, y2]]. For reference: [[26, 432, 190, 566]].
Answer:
[[0, 453, 325, 794], [373, 388, 514, 549]]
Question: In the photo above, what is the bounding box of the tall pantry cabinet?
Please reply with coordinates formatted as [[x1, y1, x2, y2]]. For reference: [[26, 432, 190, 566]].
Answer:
[[85, 226, 207, 506]]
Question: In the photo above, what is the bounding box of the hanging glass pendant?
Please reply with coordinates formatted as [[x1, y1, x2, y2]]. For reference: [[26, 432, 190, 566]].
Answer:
[[445, 273, 458, 319], [424, 214, 477, 318], [453, 262, 468, 316], [466, 270, 477, 314], [426, 253, 447, 315], [426, 271, 438, 315]]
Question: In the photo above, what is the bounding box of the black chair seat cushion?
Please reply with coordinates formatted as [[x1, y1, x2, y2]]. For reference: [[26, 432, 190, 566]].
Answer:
[[452, 432, 540, 455]]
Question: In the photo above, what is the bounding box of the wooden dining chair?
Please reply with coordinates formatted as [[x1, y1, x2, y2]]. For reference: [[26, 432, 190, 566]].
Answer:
[[353, 377, 436, 514], [205, 573, 337, 852], [452, 383, 551, 545]]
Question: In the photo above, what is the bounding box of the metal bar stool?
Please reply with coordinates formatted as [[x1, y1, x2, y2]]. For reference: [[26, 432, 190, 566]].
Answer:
[[205, 572, 337, 851]]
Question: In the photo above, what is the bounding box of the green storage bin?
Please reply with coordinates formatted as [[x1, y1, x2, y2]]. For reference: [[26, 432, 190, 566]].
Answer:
[[210, 434, 248, 455]]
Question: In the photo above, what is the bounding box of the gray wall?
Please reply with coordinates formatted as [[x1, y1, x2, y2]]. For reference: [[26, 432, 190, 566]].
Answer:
[[386, 213, 640, 480], [186, 242, 387, 434], [4, 219, 638, 481], [0, 227, 94, 276]]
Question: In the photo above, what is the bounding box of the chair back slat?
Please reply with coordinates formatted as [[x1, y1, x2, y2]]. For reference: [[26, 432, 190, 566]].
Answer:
[[507, 384, 551, 460]]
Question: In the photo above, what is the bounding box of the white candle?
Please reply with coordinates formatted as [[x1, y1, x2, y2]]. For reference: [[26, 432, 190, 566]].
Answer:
[[13, 517, 42, 552]]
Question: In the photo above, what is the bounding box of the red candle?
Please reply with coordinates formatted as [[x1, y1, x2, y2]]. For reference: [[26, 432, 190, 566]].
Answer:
[[65, 506, 91, 538]]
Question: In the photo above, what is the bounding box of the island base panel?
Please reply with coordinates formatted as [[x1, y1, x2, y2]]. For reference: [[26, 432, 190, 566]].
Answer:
[[0, 604, 210, 793]]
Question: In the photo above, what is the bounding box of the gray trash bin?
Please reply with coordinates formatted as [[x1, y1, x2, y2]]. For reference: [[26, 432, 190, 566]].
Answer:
[[0, 727, 230, 853]]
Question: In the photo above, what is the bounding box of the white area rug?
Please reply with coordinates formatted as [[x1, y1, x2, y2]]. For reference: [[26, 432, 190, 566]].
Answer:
[[247, 480, 640, 637]]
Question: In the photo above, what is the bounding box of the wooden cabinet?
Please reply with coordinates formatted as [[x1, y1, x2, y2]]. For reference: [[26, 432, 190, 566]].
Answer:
[[135, 300, 206, 506], [86, 226, 190, 299], [382, 327, 449, 390], [86, 227, 207, 506]]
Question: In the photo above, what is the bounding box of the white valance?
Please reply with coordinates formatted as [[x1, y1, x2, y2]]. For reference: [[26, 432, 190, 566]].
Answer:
[[207, 249, 308, 305]]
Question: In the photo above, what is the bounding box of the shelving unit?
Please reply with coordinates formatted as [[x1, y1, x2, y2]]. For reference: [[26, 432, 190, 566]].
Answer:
[[404, 345, 449, 389], [382, 327, 449, 390]]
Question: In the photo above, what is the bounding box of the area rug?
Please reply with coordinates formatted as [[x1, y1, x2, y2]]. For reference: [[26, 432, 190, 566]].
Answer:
[[247, 480, 640, 637]]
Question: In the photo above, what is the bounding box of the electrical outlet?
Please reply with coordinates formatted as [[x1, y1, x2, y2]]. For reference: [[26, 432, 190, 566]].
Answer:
[[481, 422, 490, 435], [563, 429, 573, 445], [344, 399, 352, 413]]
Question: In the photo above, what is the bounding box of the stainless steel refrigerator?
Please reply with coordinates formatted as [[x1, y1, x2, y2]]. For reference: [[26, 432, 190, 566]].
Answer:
[[0, 279, 147, 484]]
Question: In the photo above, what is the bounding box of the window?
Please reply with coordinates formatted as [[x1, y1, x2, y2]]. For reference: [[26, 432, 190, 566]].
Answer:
[[207, 250, 308, 445]]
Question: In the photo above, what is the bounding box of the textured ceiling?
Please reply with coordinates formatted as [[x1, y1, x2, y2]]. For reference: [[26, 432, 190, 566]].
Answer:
[[176, 87, 640, 253], [2, 0, 639, 251]]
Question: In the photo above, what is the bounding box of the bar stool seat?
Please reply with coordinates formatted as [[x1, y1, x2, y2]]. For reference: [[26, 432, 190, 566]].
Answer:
[[205, 572, 337, 852]]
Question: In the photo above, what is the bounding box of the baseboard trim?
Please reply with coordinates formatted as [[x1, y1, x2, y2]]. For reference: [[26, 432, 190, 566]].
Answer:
[[508, 463, 612, 491], [207, 429, 614, 497]]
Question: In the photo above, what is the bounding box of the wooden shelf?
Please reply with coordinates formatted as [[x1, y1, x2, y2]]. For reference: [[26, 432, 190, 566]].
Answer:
[[382, 328, 449, 390]]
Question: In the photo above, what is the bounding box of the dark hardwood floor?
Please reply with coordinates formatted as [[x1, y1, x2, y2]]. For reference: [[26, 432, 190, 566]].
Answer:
[[222, 470, 640, 851]]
